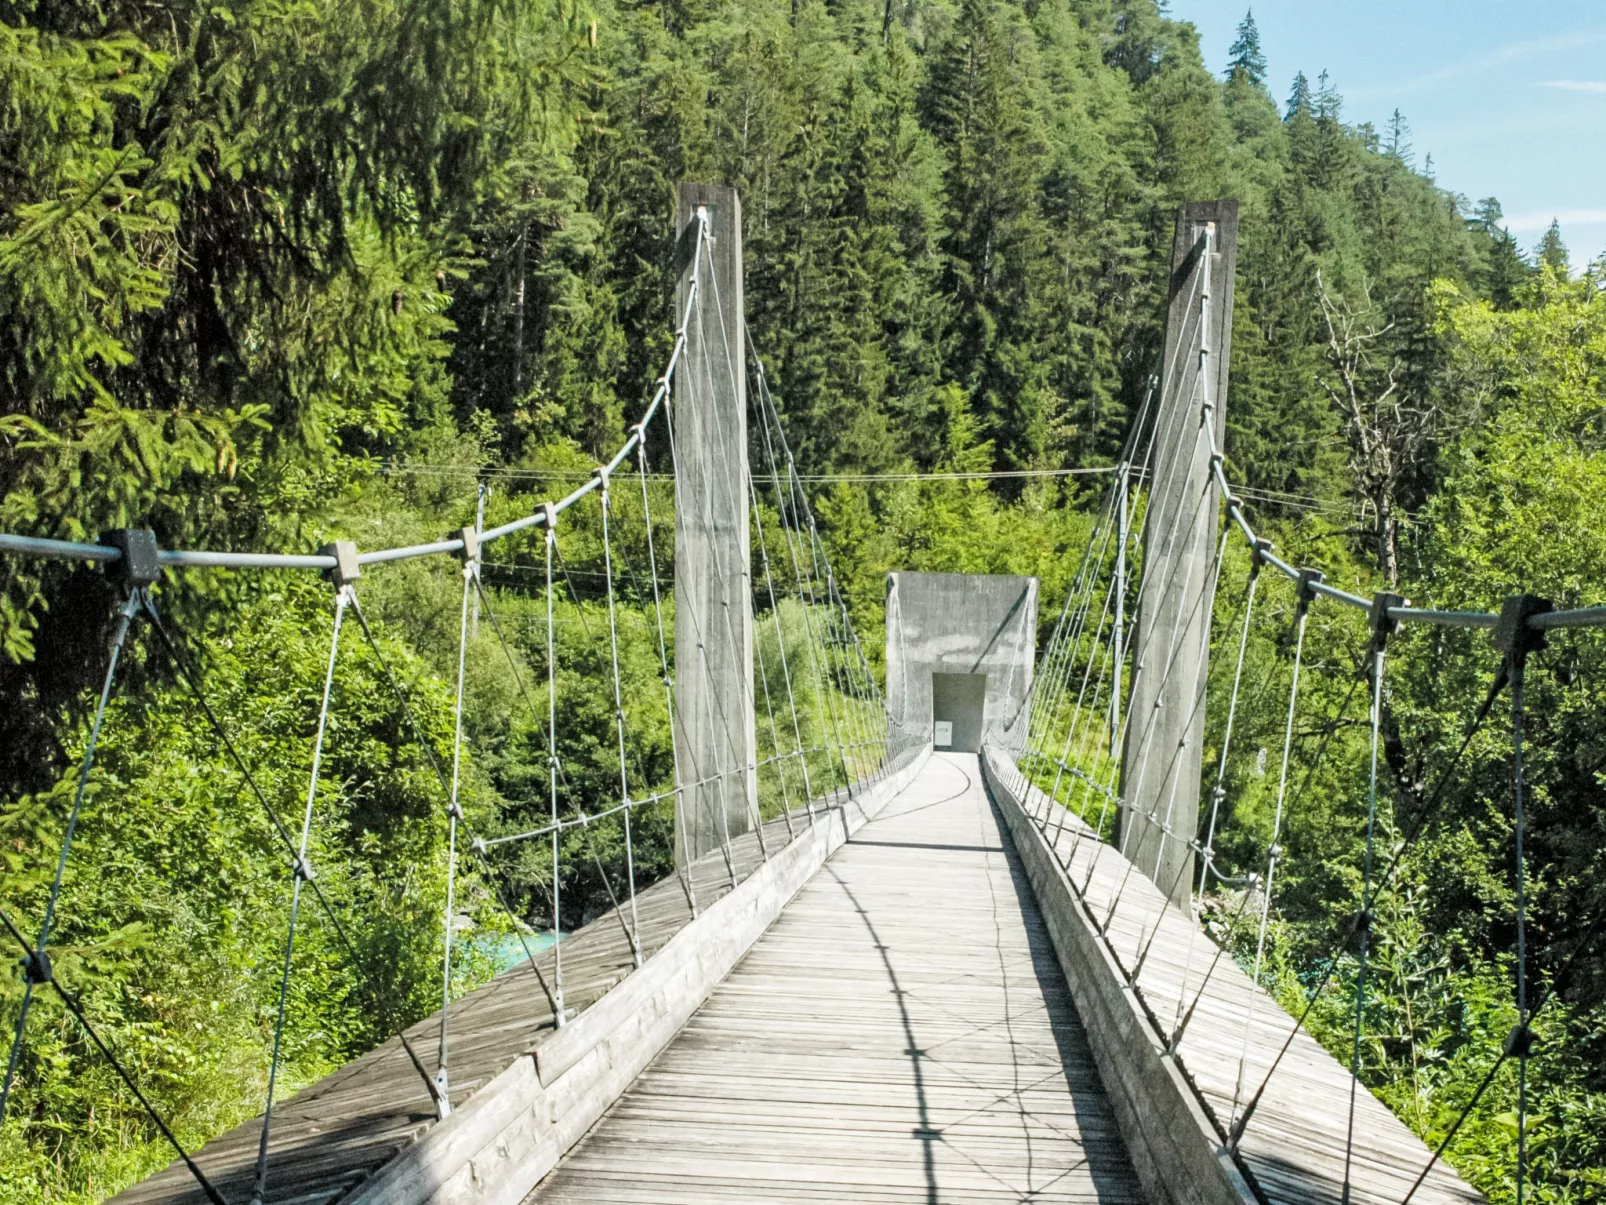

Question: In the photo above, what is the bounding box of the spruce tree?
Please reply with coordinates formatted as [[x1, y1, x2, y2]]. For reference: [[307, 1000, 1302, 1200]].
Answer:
[[1285, 70, 1311, 118], [1537, 219, 1570, 275], [1385, 108, 1412, 164], [1226, 10, 1267, 87]]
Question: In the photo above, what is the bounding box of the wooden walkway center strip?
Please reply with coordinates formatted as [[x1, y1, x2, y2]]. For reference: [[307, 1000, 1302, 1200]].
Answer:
[[530, 752, 1143, 1204]]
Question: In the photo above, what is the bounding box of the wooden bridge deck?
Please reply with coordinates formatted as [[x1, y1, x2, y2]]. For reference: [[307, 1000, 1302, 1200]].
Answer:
[[529, 752, 1142, 1204], [989, 753, 1482, 1205], [111, 793, 830, 1205]]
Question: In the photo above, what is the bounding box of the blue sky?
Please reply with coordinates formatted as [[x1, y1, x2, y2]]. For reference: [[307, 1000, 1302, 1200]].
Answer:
[[1173, 1, 1606, 265]]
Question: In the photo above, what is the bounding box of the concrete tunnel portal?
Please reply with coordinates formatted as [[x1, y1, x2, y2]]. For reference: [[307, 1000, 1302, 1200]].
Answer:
[[884, 571, 1038, 762]]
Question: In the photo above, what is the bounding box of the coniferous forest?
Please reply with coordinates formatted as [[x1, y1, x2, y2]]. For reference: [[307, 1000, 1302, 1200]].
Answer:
[[1, 0, 1603, 1200]]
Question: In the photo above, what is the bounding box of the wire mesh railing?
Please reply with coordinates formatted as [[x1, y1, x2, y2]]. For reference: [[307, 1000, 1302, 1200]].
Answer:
[[1004, 223, 1606, 1204], [0, 210, 890, 1203]]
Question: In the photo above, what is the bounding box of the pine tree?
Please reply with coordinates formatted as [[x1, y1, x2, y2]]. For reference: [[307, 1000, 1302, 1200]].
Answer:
[[1226, 10, 1267, 87]]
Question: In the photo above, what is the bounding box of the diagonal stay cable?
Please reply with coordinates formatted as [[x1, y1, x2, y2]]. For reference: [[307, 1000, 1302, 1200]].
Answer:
[[344, 589, 560, 1016], [1, 590, 140, 1124], [1399, 900, 1606, 1204], [143, 593, 443, 1107], [1225, 661, 1511, 1146], [0, 904, 229, 1205]]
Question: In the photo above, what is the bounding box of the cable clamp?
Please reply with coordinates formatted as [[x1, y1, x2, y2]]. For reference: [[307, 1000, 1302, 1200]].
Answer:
[[1503, 1022, 1536, 1058], [1369, 592, 1408, 654], [434, 1068, 452, 1118], [100, 529, 162, 592], [452, 526, 480, 565], [1352, 907, 1376, 939], [592, 464, 611, 491], [1267, 844, 1284, 862], [1250, 537, 1274, 574], [1493, 594, 1553, 665], [447, 801, 465, 822], [1209, 784, 1226, 807], [577, 811, 590, 826], [294, 857, 316, 882], [1294, 567, 1325, 612], [20, 949, 52, 986], [321, 540, 361, 589], [471, 837, 488, 855]]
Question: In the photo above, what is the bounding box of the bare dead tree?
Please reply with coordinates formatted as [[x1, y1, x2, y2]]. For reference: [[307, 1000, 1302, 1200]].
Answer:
[[1315, 272, 1444, 587]]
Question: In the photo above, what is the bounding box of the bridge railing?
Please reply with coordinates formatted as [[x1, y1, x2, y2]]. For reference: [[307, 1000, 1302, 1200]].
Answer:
[[1011, 212, 1606, 1205], [0, 203, 891, 1205]]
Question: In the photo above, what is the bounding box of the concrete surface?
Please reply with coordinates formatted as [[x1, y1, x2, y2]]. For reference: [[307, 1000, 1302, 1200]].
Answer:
[[885, 571, 1038, 765]]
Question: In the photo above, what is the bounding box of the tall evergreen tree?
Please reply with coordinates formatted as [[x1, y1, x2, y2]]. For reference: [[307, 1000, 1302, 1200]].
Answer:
[[1285, 69, 1311, 117], [1225, 10, 1266, 88], [1385, 108, 1412, 164], [1537, 218, 1570, 274]]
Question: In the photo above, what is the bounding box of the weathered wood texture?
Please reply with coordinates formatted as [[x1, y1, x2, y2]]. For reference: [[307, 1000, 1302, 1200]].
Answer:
[[983, 749, 1483, 1205], [109, 771, 901, 1205], [530, 752, 1143, 1204]]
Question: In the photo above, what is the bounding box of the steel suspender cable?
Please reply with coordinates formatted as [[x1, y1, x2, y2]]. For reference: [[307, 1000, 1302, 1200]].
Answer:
[[1226, 660, 1506, 1138], [1342, 636, 1387, 1202], [251, 581, 348, 1205], [1228, 572, 1311, 1142], [749, 467, 814, 825], [660, 361, 739, 887], [435, 558, 473, 1117], [1501, 595, 1548, 1205], [544, 509, 566, 1026], [1399, 902, 1606, 1204], [597, 470, 645, 965], [635, 427, 700, 913], [1160, 558, 1261, 1043], [349, 586, 559, 1019], [0, 590, 139, 1125], [1099, 520, 1231, 943], [751, 378, 851, 807], [693, 240, 772, 854]]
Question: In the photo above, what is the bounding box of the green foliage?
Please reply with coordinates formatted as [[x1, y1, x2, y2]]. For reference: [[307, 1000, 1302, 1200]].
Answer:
[[0, 0, 1599, 1198]]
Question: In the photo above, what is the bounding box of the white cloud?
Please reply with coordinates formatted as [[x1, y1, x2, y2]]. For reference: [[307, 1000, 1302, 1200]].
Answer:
[[1504, 208, 1606, 233], [1538, 80, 1606, 93], [1348, 29, 1606, 100]]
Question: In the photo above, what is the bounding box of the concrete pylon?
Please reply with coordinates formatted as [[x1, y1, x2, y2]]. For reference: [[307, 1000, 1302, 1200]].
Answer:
[[1118, 200, 1238, 907], [672, 183, 758, 867]]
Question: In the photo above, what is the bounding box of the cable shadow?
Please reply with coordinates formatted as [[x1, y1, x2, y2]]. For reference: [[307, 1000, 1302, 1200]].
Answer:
[[824, 862, 940, 1205], [980, 767, 1147, 1200]]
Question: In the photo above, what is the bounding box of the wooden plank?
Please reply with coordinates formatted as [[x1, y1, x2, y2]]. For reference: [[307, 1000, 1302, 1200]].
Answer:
[[987, 752, 1484, 1205], [530, 752, 1143, 1204], [109, 789, 863, 1205]]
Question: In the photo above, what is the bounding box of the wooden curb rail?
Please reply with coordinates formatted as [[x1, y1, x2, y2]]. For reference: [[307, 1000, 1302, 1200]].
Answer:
[[980, 747, 1257, 1205], [342, 748, 933, 1205]]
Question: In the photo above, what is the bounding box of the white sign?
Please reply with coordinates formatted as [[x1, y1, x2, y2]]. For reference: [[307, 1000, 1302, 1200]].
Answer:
[[934, 720, 953, 748]]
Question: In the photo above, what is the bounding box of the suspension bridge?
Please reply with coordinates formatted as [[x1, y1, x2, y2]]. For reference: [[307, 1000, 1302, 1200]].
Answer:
[[2, 185, 1600, 1205]]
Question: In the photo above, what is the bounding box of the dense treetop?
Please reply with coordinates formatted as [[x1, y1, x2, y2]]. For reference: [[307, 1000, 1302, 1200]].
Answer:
[[0, 0, 1602, 1200]]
